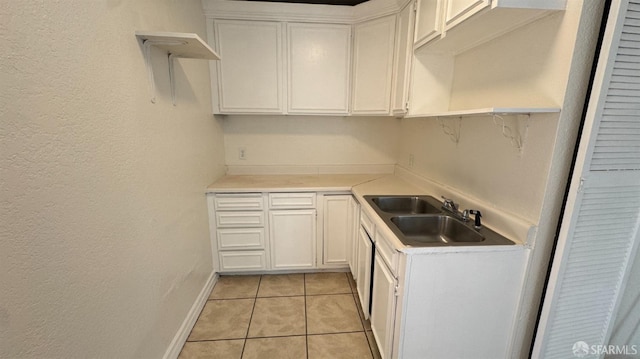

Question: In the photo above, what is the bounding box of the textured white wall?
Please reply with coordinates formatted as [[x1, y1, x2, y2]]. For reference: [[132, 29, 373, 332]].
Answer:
[[0, 1, 225, 358], [223, 115, 400, 170]]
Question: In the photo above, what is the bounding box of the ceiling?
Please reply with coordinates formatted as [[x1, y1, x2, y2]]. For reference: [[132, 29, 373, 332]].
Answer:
[[247, 0, 369, 6]]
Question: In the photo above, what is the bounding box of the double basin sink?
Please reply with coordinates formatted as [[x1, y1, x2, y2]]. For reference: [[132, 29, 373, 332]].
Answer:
[[364, 195, 514, 247]]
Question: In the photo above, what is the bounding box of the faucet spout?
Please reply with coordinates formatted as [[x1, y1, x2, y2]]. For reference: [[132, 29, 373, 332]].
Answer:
[[440, 196, 459, 213]]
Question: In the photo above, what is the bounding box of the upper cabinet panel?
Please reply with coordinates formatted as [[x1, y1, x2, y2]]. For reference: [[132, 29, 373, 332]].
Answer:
[[287, 23, 352, 115], [413, 0, 566, 55], [392, 1, 417, 116], [444, 0, 490, 29], [414, 0, 445, 48], [213, 20, 284, 114], [351, 15, 397, 115]]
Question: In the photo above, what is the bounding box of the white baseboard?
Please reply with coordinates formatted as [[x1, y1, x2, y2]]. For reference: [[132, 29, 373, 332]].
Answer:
[[163, 271, 218, 359]]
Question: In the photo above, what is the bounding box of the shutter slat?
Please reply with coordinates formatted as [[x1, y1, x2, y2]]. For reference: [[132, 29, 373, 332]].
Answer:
[[616, 54, 640, 64], [618, 47, 640, 56]]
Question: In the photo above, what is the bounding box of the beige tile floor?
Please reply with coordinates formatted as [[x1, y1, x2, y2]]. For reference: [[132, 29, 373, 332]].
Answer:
[[179, 272, 381, 359]]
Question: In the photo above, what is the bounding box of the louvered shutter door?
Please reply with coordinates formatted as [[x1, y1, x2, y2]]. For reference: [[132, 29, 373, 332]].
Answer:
[[533, 1, 640, 358]]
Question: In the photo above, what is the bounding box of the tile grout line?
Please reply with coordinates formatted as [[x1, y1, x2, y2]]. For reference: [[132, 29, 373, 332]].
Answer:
[[304, 273, 309, 359], [239, 275, 262, 359], [348, 276, 376, 359], [186, 273, 370, 358], [344, 272, 366, 333], [306, 329, 367, 336], [304, 292, 354, 297]]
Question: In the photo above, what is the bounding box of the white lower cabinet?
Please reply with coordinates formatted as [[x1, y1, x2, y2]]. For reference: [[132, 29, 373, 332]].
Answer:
[[356, 226, 373, 320], [269, 209, 317, 269], [348, 197, 360, 278], [210, 191, 356, 273], [209, 193, 268, 272], [208, 191, 527, 358], [321, 195, 356, 267], [370, 253, 398, 359]]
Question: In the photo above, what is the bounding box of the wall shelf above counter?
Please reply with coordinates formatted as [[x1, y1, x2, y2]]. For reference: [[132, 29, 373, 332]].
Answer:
[[403, 107, 561, 119], [135, 31, 221, 60], [135, 31, 221, 105], [404, 107, 561, 152]]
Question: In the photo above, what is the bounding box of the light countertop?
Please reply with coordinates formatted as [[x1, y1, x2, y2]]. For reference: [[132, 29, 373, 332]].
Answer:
[[206, 173, 385, 193], [206, 173, 526, 253]]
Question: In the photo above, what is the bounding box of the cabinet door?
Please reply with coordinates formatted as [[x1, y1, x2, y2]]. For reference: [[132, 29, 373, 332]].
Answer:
[[414, 0, 444, 47], [213, 20, 284, 113], [351, 16, 396, 115], [322, 195, 352, 267], [270, 210, 316, 269], [356, 227, 373, 320], [444, 0, 490, 30], [287, 23, 351, 114], [391, 2, 416, 116], [370, 254, 397, 359], [348, 197, 360, 278]]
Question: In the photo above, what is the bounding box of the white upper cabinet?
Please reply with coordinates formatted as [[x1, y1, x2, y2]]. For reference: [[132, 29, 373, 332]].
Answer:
[[413, 0, 566, 54], [287, 23, 352, 115], [391, 1, 417, 116], [351, 15, 396, 115], [204, 0, 565, 117], [444, 0, 490, 29], [212, 20, 284, 114], [414, 0, 444, 48], [210, 20, 350, 115]]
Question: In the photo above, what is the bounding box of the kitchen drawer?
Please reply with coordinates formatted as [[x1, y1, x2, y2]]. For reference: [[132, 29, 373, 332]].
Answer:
[[217, 228, 265, 250], [219, 251, 267, 271], [268, 193, 316, 209], [216, 211, 265, 227], [214, 193, 264, 211], [360, 209, 375, 237], [375, 228, 398, 276]]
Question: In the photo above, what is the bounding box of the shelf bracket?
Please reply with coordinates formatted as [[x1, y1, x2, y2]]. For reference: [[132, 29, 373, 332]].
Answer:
[[168, 53, 177, 106], [136, 32, 220, 105], [140, 39, 188, 105], [437, 116, 462, 144], [492, 114, 531, 153]]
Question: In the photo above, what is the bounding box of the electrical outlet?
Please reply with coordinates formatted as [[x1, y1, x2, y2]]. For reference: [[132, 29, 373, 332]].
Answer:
[[238, 147, 246, 160], [409, 154, 414, 168]]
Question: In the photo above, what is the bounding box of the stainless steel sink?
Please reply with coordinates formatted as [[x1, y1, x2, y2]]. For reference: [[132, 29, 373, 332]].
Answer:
[[363, 195, 513, 247], [390, 215, 484, 244], [369, 196, 441, 214]]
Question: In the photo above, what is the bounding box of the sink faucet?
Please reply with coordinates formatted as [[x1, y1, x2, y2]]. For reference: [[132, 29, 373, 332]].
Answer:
[[441, 196, 459, 213]]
